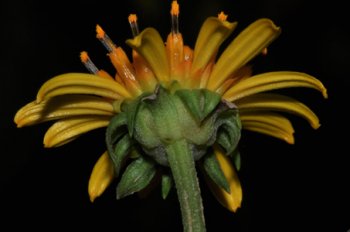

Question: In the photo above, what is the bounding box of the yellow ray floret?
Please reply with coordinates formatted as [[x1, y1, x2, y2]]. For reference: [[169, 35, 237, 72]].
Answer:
[[191, 17, 237, 75], [14, 95, 114, 127], [223, 71, 328, 101], [206, 146, 242, 212], [36, 73, 132, 103], [88, 151, 115, 202], [235, 93, 320, 129], [240, 112, 295, 144], [43, 116, 110, 148], [126, 28, 170, 84], [208, 18, 281, 91]]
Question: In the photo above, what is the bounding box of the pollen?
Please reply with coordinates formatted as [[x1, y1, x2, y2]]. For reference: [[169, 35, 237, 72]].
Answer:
[[96, 24, 105, 39], [171, 1, 180, 34], [128, 14, 137, 23], [96, 25, 116, 53], [218, 11, 228, 21], [128, 14, 140, 37], [80, 51, 99, 74], [171, 0, 179, 16], [80, 51, 89, 63]]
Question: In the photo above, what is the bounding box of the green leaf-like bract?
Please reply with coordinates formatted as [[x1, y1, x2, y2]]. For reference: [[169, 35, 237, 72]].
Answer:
[[176, 89, 221, 123], [116, 156, 156, 199], [106, 113, 128, 176], [161, 173, 173, 199], [203, 151, 230, 193], [232, 149, 241, 171], [216, 107, 241, 155]]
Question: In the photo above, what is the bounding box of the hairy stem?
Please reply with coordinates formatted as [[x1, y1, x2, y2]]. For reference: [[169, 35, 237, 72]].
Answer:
[[166, 139, 206, 232]]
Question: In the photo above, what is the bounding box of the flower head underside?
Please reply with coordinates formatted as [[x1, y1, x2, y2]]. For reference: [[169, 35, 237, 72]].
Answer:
[[14, 1, 327, 231]]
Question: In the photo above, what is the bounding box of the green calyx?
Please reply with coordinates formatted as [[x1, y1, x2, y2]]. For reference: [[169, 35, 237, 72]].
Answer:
[[127, 85, 241, 166], [105, 84, 241, 232]]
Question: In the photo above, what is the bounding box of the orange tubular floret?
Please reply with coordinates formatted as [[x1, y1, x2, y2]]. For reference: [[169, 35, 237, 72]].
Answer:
[[109, 47, 142, 96], [167, 0, 184, 81], [96, 24, 142, 96], [132, 50, 157, 92], [181, 46, 194, 81], [97, 70, 114, 80], [166, 33, 184, 80]]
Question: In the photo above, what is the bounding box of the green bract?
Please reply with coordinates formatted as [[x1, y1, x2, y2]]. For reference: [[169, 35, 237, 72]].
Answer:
[[106, 85, 241, 224]]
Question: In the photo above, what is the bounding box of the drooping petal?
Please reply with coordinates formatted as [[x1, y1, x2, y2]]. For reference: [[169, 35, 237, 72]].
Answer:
[[240, 112, 295, 144], [43, 116, 110, 147], [191, 17, 237, 76], [14, 95, 114, 127], [36, 73, 132, 102], [88, 151, 115, 202], [223, 71, 328, 102], [208, 18, 281, 91], [236, 93, 320, 129], [126, 28, 170, 84], [205, 145, 242, 212]]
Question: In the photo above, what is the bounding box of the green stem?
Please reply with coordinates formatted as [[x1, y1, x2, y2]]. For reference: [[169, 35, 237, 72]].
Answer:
[[165, 139, 206, 232]]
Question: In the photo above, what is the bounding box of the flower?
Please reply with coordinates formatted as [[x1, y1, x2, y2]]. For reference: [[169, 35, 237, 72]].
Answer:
[[14, 1, 327, 231]]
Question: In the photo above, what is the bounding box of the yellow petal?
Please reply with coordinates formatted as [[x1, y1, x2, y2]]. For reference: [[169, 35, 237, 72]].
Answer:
[[14, 95, 114, 127], [126, 28, 169, 84], [208, 18, 281, 91], [88, 151, 115, 202], [36, 73, 131, 103], [206, 146, 242, 212], [236, 93, 320, 129], [216, 65, 252, 95], [43, 116, 110, 148], [191, 17, 237, 75], [223, 71, 328, 102], [240, 112, 295, 144]]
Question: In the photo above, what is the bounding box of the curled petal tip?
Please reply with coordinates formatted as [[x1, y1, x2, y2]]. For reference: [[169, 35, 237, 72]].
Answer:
[[322, 89, 328, 99]]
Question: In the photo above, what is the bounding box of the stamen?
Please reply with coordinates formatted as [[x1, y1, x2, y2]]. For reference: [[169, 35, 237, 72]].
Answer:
[[80, 51, 99, 74], [96, 24, 115, 53], [128, 14, 140, 37], [171, 0, 180, 34], [218, 11, 228, 21]]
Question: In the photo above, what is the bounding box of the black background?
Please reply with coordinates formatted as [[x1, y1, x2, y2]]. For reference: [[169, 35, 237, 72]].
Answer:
[[1, 0, 349, 231]]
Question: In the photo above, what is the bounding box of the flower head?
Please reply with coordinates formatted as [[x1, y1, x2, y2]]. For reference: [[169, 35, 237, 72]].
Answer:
[[14, 1, 327, 231]]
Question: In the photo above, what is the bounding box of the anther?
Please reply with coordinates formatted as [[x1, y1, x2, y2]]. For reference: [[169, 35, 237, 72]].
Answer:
[[128, 14, 140, 37], [218, 11, 228, 22], [96, 25, 116, 53], [170, 1, 180, 34], [80, 51, 99, 74]]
